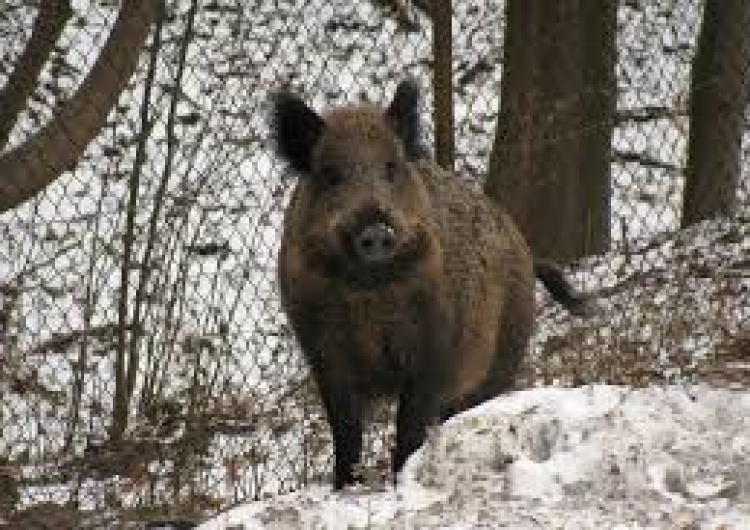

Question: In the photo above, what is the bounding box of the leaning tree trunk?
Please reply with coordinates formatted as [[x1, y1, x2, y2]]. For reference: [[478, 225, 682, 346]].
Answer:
[[0, 0, 72, 149], [681, 0, 750, 228], [486, 0, 616, 262], [0, 0, 155, 214]]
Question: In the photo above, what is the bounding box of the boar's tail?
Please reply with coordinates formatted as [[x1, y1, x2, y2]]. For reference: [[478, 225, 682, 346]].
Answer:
[[534, 260, 590, 317]]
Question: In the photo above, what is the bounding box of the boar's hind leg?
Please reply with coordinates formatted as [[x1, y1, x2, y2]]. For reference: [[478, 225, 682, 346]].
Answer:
[[440, 303, 533, 422]]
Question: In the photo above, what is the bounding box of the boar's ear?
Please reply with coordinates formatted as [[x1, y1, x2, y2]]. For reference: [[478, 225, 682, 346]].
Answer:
[[386, 78, 426, 160], [271, 91, 324, 173]]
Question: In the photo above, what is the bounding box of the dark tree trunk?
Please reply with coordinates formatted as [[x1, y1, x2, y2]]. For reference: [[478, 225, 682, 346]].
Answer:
[[681, 0, 750, 228], [486, 0, 616, 262], [432, 0, 455, 171], [579, 0, 616, 254]]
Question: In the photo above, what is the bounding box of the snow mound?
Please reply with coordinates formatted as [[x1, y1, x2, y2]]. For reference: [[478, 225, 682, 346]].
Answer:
[[198, 385, 750, 529]]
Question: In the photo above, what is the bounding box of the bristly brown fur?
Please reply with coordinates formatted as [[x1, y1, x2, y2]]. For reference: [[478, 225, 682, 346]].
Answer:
[[271, 80, 579, 490]]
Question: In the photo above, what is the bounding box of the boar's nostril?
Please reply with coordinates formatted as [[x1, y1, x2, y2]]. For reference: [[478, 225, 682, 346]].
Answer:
[[354, 223, 397, 265]]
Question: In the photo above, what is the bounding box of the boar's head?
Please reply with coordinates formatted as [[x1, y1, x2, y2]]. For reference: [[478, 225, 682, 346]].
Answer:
[[271, 80, 439, 288]]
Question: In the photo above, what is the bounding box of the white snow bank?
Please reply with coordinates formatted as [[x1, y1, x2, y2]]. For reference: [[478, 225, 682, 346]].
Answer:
[[198, 385, 750, 529]]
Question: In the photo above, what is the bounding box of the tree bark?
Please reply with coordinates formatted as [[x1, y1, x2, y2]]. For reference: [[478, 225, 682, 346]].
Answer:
[[579, 0, 616, 254], [681, 0, 750, 228], [432, 0, 455, 171], [0, 0, 72, 150], [0, 0, 156, 214], [485, 0, 616, 262]]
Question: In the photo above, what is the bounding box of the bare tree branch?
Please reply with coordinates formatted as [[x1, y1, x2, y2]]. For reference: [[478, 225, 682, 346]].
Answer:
[[612, 149, 679, 172], [615, 106, 686, 125], [0, 0, 72, 149], [0, 0, 156, 214], [112, 0, 199, 441], [112, 0, 166, 442]]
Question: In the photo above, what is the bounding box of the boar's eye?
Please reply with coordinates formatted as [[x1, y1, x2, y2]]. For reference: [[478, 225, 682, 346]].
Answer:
[[319, 165, 344, 189]]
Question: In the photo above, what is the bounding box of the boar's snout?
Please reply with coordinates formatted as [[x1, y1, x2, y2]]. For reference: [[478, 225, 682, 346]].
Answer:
[[352, 222, 397, 265]]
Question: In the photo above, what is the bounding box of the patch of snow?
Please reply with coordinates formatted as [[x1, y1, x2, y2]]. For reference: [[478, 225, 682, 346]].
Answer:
[[198, 385, 750, 529]]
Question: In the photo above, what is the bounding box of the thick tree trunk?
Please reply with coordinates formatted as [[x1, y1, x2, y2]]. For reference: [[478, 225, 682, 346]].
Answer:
[[0, 0, 155, 214], [681, 0, 750, 228], [0, 0, 72, 150], [486, 0, 616, 262], [579, 0, 616, 254]]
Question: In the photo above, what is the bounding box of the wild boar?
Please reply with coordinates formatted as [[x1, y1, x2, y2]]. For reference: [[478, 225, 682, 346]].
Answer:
[[271, 79, 587, 489]]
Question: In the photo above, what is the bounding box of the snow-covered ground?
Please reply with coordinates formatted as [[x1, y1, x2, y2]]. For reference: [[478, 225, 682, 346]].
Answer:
[[198, 385, 750, 529]]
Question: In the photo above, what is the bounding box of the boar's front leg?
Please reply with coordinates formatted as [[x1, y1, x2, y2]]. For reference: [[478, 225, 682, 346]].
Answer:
[[292, 314, 364, 490], [318, 375, 364, 490], [392, 376, 441, 477], [392, 314, 449, 479]]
